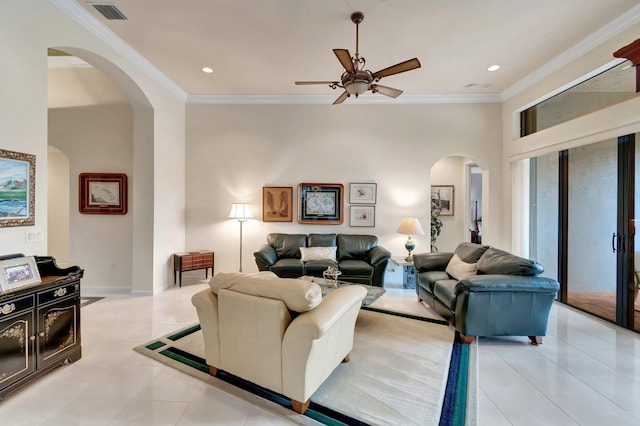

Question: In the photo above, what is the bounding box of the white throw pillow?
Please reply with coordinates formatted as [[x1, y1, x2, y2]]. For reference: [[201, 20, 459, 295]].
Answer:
[[445, 254, 478, 280], [300, 246, 337, 262], [209, 271, 322, 312]]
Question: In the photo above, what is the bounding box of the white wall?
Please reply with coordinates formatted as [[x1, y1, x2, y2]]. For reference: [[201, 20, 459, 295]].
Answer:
[[0, 0, 186, 294], [48, 104, 134, 290], [185, 102, 502, 274], [47, 147, 70, 265]]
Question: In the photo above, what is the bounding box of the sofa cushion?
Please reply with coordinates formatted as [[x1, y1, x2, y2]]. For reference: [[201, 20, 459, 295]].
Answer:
[[445, 254, 478, 280], [477, 248, 544, 276], [432, 279, 459, 310], [337, 234, 377, 260], [416, 270, 449, 292], [304, 259, 338, 276], [270, 258, 304, 278], [267, 233, 307, 258], [308, 233, 337, 247], [209, 271, 322, 312], [338, 259, 373, 277], [454, 242, 490, 263], [300, 246, 337, 262]]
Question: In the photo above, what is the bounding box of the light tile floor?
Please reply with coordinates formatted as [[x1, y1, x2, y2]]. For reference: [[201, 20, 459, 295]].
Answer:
[[1, 278, 639, 425]]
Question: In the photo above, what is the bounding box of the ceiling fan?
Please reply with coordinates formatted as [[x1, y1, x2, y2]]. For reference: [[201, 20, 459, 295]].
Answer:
[[295, 11, 421, 105]]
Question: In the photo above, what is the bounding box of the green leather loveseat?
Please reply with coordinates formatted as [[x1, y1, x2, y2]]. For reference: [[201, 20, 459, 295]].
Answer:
[[413, 242, 559, 344], [253, 233, 391, 287]]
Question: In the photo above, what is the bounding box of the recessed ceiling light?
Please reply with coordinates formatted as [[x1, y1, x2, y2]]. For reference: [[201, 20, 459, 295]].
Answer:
[[488, 65, 500, 72], [202, 67, 213, 73]]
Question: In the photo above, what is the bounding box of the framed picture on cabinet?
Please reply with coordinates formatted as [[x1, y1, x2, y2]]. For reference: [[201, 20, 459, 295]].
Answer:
[[349, 182, 377, 204], [0, 148, 36, 228], [298, 183, 343, 224], [349, 205, 375, 227], [262, 186, 293, 222], [79, 173, 128, 215], [0, 256, 41, 294]]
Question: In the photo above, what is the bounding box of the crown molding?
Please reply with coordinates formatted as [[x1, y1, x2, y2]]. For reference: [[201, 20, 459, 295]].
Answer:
[[49, 0, 187, 101], [501, 4, 640, 101], [186, 93, 502, 105]]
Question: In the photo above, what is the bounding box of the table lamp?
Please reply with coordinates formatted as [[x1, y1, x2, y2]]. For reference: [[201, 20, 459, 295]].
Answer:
[[397, 217, 425, 262], [229, 203, 253, 272]]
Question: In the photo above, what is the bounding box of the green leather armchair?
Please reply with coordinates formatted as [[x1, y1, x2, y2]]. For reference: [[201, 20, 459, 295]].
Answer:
[[413, 242, 559, 344], [254, 233, 391, 287]]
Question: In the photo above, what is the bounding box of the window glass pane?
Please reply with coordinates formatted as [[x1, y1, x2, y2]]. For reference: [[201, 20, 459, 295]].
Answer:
[[522, 62, 636, 136], [530, 153, 558, 280]]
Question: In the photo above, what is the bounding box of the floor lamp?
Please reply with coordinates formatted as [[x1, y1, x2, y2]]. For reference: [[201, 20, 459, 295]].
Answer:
[[229, 203, 253, 272]]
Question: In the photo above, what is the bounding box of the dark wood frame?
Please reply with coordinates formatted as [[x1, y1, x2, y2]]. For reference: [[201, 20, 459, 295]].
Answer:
[[262, 186, 293, 222], [79, 173, 128, 215], [0, 148, 36, 228], [298, 183, 343, 224]]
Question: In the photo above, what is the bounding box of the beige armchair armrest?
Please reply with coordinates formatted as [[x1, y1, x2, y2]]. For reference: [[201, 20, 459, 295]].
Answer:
[[282, 285, 366, 402]]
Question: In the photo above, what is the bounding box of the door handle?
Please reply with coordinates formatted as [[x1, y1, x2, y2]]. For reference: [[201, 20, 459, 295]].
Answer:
[[612, 232, 617, 253]]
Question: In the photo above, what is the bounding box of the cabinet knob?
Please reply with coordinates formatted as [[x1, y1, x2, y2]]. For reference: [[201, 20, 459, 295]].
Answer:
[[38, 332, 45, 338], [29, 335, 36, 341], [0, 303, 16, 315]]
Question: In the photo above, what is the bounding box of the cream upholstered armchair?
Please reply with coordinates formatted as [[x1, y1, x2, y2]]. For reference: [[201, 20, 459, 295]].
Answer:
[[191, 271, 366, 414]]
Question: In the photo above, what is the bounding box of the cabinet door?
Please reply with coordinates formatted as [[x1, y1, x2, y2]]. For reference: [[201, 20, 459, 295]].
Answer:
[[37, 297, 79, 367], [0, 310, 36, 392]]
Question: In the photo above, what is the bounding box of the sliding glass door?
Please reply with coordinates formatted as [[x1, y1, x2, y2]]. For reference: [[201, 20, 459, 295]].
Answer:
[[531, 135, 637, 332]]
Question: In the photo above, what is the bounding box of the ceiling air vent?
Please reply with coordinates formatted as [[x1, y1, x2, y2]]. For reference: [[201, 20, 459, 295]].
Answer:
[[91, 3, 127, 20]]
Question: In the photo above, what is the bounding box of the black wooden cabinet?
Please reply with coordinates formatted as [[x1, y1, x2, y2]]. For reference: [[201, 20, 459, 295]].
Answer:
[[0, 259, 82, 400]]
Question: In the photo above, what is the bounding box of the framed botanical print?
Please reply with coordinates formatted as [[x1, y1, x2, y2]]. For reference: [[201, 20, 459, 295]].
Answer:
[[350, 205, 375, 227], [262, 186, 293, 222], [79, 173, 128, 215], [298, 183, 343, 224], [349, 182, 377, 204]]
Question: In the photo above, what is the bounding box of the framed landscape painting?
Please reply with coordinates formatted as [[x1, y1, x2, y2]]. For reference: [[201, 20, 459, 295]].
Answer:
[[263, 186, 293, 222], [298, 183, 343, 224], [0, 149, 35, 228]]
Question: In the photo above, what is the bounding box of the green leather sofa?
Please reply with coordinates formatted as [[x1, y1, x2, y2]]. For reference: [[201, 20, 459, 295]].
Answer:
[[413, 242, 560, 344], [253, 233, 391, 287]]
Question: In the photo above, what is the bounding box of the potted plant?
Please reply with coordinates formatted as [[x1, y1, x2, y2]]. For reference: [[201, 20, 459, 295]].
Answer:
[[431, 201, 443, 252]]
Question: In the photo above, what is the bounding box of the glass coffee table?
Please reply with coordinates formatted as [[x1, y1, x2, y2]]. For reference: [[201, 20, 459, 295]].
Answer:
[[302, 276, 386, 307]]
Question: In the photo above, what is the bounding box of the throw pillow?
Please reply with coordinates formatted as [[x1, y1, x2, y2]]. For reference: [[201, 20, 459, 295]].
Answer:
[[300, 246, 337, 262], [445, 253, 478, 280], [209, 271, 322, 312]]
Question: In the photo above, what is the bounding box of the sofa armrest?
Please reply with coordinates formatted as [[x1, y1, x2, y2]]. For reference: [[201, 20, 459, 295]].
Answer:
[[455, 275, 560, 294], [368, 245, 391, 266], [413, 252, 453, 272], [254, 244, 277, 269], [191, 289, 222, 367]]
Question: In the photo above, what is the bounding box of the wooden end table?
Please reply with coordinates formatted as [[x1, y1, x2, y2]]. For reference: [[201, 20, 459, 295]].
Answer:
[[173, 250, 214, 287]]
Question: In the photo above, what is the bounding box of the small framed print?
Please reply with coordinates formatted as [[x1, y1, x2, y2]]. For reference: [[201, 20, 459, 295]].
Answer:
[[431, 185, 454, 216], [79, 173, 128, 215], [298, 183, 344, 225], [263, 186, 293, 222], [349, 183, 377, 204], [0, 256, 41, 293], [350, 205, 375, 227]]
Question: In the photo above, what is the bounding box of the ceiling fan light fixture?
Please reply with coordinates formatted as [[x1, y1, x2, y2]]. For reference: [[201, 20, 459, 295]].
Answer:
[[344, 80, 370, 96]]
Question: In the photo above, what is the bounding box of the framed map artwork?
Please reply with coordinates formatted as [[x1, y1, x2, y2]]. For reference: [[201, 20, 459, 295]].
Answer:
[[298, 183, 343, 224]]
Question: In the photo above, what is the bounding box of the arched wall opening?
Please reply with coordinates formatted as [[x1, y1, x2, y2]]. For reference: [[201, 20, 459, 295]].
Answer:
[[430, 155, 487, 253], [47, 46, 155, 293]]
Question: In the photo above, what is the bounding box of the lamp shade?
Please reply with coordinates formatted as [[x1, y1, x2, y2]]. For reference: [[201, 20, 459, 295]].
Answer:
[[396, 217, 425, 236], [229, 203, 253, 220]]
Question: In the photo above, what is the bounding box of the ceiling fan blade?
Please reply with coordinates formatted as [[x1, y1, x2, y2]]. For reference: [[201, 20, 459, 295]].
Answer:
[[371, 84, 403, 98], [333, 91, 349, 105], [295, 81, 339, 85], [372, 58, 421, 80], [333, 49, 355, 73]]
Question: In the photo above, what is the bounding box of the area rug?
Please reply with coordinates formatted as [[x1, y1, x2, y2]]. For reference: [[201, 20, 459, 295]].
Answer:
[[80, 296, 104, 307], [134, 309, 477, 426]]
